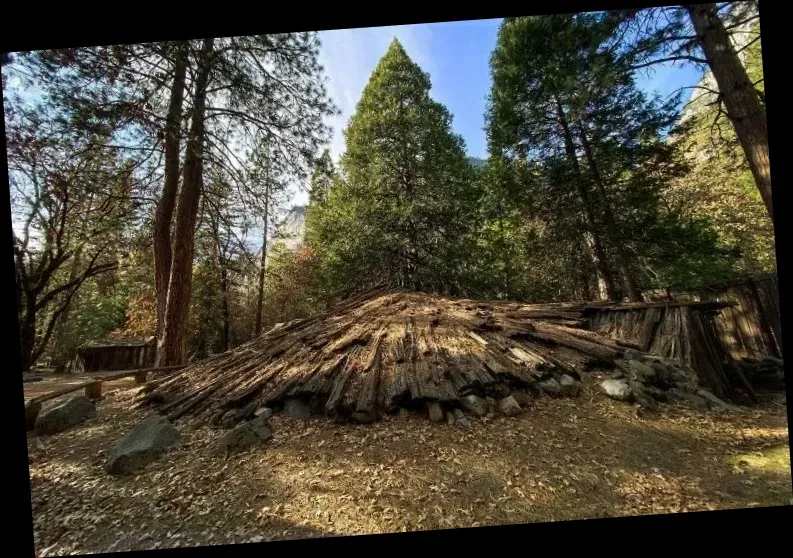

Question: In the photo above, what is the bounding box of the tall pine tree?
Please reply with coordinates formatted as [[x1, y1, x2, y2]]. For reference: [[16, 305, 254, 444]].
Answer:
[[307, 39, 477, 296]]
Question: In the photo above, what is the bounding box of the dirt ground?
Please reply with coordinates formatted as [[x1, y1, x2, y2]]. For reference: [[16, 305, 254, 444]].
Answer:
[[27, 373, 791, 556]]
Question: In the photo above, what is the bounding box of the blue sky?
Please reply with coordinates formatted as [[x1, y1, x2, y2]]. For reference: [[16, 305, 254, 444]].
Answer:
[[308, 17, 704, 206]]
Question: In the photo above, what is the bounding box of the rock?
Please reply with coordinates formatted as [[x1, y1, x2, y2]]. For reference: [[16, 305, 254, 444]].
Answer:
[[489, 383, 511, 398], [254, 407, 273, 420], [220, 409, 241, 429], [629, 381, 658, 411], [623, 348, 642, 361], [485, 396, 497, 411], [446, 412, 456, 426], [696, 390, 742, 412], [461, 394, 488, 417], [641, 383, 668, 402], [667, 388, 709, 412], [427, 401, 444, 423], [497, 395, 521, 416], [283, 398, 311, 419], [511, 390, 532, 407], [453, 408, 465, 420], [538, 378, 562, 396], [601, 379, 633, 402], [649, 362, 672, 387], [615, 359, 656, 382], [216, 416, 273, 456], [35, 395, 96, 435], [455, 416, 471, 428], [106, 415, 180, 475], [559, 374, 581, 397]]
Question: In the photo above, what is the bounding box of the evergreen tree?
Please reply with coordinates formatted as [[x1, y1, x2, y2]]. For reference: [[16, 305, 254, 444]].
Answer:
[[307, 39, 477, 296]]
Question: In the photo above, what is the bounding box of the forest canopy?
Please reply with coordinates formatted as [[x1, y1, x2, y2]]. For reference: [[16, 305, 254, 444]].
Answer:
[[6, 2, 774, 372]]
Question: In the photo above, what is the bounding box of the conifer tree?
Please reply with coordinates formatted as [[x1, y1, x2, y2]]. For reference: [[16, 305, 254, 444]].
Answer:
[[307, 39, 477, 296]]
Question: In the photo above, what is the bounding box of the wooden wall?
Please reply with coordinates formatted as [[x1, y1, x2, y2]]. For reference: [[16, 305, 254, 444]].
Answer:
[[71, 340, 156, 374], [642, 274, 782, 362]]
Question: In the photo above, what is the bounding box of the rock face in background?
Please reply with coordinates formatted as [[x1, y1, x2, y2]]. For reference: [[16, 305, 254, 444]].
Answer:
[[106, 415, 180, 475], [272, 205, 306, 252], [35, 395, 96, 435]]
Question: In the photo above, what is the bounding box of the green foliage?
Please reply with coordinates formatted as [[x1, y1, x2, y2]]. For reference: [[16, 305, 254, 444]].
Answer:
[[306, 39, 478, 297]]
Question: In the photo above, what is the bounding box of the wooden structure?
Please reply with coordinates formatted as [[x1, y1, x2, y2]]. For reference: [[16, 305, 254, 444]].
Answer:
[[585, 301, 755, 404], [139, 288, 746, 425], [24, 365, 186, 431], [70, 337, 156, 375], [642, 274, 782, 361]]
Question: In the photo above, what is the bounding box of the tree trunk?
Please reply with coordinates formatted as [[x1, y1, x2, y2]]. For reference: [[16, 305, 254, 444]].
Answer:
[[576, 120, 642, 302], [154, 43, 188, 349], [19, 301, 36, 372], [159, 38, 215, 367], [687, 4, 772, 219], [254, 162, 271, 337], [553, 95, 617, 301]]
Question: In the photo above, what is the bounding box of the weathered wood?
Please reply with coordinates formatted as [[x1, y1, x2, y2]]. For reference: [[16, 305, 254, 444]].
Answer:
[[84, 380, 102, 399]]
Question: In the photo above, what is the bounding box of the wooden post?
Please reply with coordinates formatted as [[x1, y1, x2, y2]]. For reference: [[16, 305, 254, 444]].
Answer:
[[134, 370, 148, 384], [84, 380, 103, 399], [25, 400, 42, 431]]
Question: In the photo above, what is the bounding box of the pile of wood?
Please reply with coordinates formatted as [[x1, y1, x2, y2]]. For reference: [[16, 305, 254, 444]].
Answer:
[[140, 288, 644, 425], [586, 302, 756, 404]]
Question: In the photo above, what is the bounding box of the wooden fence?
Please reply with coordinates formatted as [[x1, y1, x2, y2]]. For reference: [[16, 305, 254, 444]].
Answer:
[[642, 274, 782, 362], [70, 337, 157, 374]]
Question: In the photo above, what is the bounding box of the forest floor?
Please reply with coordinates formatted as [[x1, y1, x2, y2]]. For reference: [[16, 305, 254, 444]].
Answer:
[[27, 373, 791, 556]]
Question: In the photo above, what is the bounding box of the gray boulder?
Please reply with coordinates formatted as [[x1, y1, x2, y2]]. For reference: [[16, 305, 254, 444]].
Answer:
[[283, 398, 312, 419], [667, 388, 709, 412], [489, 383, 511, 398], [427, 401, 444, 423], [446, 412, 456, 426], [538, 377, 562, 396], [35, 395, 96, 435], [106, 415, 180, 475], [511, 390, 532, 407], [254, 407, 273, 420], [216, 416, 273, 456], [497, 395, 521, 416], [615, 359, 656, 382], [601, 379, 633, 402], [696, 390, 742, 412], [559, 374, 581, 397], [455, 416, 471, 428], [460, 395, 488, 417], [453, 408, 465, 420], [623, 348, 642, 361]]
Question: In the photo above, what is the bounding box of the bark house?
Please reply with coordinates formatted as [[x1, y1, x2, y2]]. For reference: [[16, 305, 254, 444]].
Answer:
[[71, 337, 156, 375], [139, 287, 754, 427]]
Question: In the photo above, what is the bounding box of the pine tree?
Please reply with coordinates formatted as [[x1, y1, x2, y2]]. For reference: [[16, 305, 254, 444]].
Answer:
[[307, 39, 477, 296]]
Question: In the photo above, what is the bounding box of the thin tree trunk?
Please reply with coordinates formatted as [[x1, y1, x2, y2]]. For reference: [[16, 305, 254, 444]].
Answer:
[[576, 120, 641, 302], [254, 161, 271, 337], [553, 95, 617, 301], [19, 300, 36, 372], [687, 3, 772, 219], [159, 38, 215, 366], [154, 43, 189, 352], [211, 215, 231, 353]]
